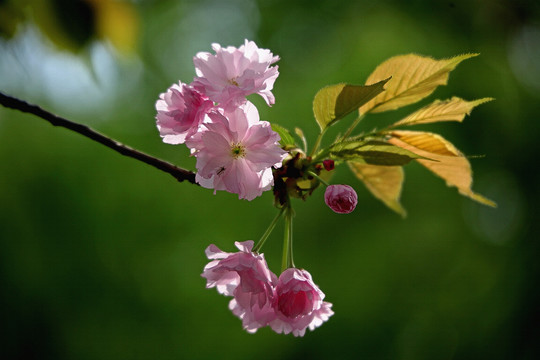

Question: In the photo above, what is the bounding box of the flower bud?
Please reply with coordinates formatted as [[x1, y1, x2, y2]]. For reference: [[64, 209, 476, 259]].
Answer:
[[322, 159, 335, 171], [324, 184, 358, 214]]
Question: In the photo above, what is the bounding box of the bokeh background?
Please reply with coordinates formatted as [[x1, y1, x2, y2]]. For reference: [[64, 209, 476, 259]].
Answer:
[[1, 0, 539, 359]]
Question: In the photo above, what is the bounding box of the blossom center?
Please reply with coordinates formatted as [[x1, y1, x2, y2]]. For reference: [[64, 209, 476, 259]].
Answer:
[[278, 291, 311, 318], [228, 78, 239, 86], [230, 143, 246, 159]]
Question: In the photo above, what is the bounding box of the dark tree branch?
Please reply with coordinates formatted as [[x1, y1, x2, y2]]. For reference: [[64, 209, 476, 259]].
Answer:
[[0, 91, 197, 185]]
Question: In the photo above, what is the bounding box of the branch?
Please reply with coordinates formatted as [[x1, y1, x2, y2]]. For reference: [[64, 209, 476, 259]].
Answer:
[[0, 91, 197, 185]]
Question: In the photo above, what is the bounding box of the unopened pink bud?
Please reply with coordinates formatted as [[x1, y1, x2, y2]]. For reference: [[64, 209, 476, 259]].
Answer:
[[324, 185, 358, 214], [322, 159, 334, 171]]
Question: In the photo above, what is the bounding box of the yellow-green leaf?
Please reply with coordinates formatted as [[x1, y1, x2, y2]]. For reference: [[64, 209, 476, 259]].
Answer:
[[360, 54, 478, 114], [271, 123, 296, 147], [388, 130, 496, 207], [313, 78, 389, 131], [348, 162, 406, 217], [388, 131, 462, 156], [329, 140, 426, 165], [391, 97, 494, 127]]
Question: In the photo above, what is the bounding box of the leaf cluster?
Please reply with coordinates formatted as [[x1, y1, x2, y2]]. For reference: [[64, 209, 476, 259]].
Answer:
[[277, 53, 495, 216]]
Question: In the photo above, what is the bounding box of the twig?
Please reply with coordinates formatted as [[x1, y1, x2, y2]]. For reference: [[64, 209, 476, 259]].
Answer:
[[0, 91, 197, 185]]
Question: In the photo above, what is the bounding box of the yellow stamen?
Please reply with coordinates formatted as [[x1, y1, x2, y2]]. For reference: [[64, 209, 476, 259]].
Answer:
[[231, 143, 246, 158]]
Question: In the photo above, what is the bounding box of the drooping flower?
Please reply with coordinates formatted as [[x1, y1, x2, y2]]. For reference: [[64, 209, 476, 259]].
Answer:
[[324, 184, 358, 214], [192, 39, 280, 107], [186, 101, 287, 201], [269, 268, 334, 337], [155, 81, 214, 144], [201, 241, 277, 333]]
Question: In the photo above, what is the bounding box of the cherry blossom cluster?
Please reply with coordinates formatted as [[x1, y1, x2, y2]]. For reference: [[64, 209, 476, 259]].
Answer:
[[155, 40, 357, 337], [202, 241, 334, 336], [155, 40, 286, 200]]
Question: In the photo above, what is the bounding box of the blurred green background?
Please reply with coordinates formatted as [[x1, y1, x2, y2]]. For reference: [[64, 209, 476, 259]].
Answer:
[[1, 0, 539, 359]]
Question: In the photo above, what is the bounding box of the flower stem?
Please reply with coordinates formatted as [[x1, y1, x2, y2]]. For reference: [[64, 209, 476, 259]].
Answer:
[[281, 204, 295, 272], [342, 114, 365, 140], [253, 207, 285, 253], [309, 129, 326, 158], [307, 171, 329, 187], [287, 207, 295, 269]]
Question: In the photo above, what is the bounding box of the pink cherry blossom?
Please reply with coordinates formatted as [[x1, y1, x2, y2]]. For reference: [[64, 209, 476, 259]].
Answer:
[[269, 268, 334, 337], [324, 184, 358, 214], [201, 241, 277, 333], [186, 101, 287, 201], [192, 39, 280, 107], [155, 81, 214, 144]]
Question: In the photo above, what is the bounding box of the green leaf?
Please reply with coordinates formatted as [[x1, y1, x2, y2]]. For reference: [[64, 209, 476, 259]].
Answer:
[[360, 53, 478, 114], [348, 162, 406, 217], [329, 139, 426, 165], [313, 78, 390, 131], [391, 97, 494, 127], [271, 123, 296, 147]]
